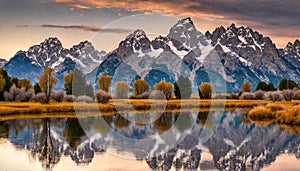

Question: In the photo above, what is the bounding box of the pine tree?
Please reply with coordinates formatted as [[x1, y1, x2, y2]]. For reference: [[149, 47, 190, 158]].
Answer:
[[174, 75, 192, 99]]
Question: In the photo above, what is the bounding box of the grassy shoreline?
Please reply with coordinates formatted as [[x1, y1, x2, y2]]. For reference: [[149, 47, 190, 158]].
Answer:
[[0, 99, 299, 121]]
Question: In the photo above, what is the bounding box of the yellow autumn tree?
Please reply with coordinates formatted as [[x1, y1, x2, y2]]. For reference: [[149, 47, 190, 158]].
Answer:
[[0, 75, 6, 92], [37, 66, 58, 103], [199, 82, 214, 99], [17, 78, 32, 90], [63, 71, 73, 95], [154, 80, 173, 100], [241, 82, 252, 92], [97, 75, 111, 93], [133, 79, 150, 96]]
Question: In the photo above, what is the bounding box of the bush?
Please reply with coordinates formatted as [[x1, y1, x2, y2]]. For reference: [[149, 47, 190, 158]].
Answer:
[[97, 75, 111, 93], [76, 95, 94, 103], [282, 90, 294, 101], [227, 93, 239, 99], [174, 75, 192, 99], [34, 93, 48, 104], [292, 90, 300, 100], [95, 90, 111, 104], [248, 106, 275, 120], [266, 103, 285, 112], [254, 90, 265, 100], [114, 81, 130, 99], [16, 88, 34, 102], [199, 82, 214, 99], [154, 80, 172, 100], [51, 91, 64, 102], [265, 91, 284, 102], [149, 90, 165, 100], [129, 91, 150, 99], [133, 79, 150, 96], [4, 85, 20, 101], [63, 95, 76, 102], [240, 92, 256, 100], [276, 106, 300, 125], [214, 92, 226, 99]]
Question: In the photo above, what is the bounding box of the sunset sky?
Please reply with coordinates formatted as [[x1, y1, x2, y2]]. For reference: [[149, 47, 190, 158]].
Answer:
[[1, 0, 299, 60]]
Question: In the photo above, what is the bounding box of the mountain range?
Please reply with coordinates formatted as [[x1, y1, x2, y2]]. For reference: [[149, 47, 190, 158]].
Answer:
[[2, 17, 300, 92]]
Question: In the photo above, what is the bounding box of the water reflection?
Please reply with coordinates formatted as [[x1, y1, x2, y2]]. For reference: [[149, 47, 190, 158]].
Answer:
[[0, 110, 299, 170]]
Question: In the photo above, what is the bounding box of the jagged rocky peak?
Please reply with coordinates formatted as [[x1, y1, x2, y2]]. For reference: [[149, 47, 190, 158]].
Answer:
[[117, 29, 151, 58], [168, 17, 208, 49]]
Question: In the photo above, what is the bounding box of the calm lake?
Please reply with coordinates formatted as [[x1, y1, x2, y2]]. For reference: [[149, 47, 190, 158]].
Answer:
[[0, 110, 299, 171]]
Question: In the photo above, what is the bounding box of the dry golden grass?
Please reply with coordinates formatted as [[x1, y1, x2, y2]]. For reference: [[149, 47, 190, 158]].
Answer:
[[0, 99, 299, 121], [248, 106, 275, 121]]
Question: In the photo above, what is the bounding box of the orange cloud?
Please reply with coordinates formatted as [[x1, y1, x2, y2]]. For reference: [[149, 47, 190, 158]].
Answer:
[[53, 0, 224, 19]]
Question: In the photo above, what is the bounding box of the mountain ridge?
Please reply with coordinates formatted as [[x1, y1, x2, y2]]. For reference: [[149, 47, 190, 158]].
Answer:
[[2, 18, 300, 92]]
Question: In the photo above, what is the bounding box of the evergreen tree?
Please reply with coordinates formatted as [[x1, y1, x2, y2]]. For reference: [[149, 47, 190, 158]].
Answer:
[[72, 68, 94, 98], [174, 75, 192, 99], [278, 79, 298, 90]]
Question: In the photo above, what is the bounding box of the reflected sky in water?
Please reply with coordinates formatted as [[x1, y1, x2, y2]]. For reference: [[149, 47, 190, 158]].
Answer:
[[0, 110, 299, 171]]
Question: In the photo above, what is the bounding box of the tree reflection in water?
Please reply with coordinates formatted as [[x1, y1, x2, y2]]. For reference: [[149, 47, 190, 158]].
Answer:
[[1, 111, 300, 171], [153, 112, 173, 132], [113, 114, 130, 129], [37, 118, 60, 170], [64, 118, 86, 149]]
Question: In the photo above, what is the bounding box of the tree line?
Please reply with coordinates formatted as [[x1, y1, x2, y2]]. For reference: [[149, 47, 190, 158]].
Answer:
[[0, 66, 299, 103]]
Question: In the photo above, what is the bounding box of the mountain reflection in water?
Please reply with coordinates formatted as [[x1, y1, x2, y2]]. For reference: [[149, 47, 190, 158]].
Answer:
[[0, 110, 299, 171]]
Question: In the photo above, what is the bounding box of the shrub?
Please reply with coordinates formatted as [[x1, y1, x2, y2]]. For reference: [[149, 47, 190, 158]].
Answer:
[[129, 91, 150, 99], [266, 103, 285, 112], [228, 93, 239, 99], [241, 82, 252, 92], [76, 95, 94, 103], [276, 106, 300, 125], [282, 90, 294, 101], [95, 90, 111, 104], [240, 92, 256, 100], [254, 90, 265, 100], [133, 79, 150, 96], [16, 88, 34, 102], [63, 95, 76, 102], [265, 91, 284, 102], [51, 91, 64, 102], [149, 90, 165, 100], [214, 92, 226, 99], [199, 82, 214, 99], [97, 75, 111, 93], [4, 85, 20, 101], [114, 81, 130, 99], [34, 93, 48, 104], [154, 80, 172, 100], [248, 106, 274, 120], [292, 90, 300, 100], [174, 75, 192, 99]]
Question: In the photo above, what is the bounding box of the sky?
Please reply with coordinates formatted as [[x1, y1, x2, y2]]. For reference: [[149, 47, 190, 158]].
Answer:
[[0, 0, 299, 60]]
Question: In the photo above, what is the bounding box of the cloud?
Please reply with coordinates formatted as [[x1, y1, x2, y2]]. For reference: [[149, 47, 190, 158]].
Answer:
[[52, 0, 300, 40], [15, 24, 132, 33]]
